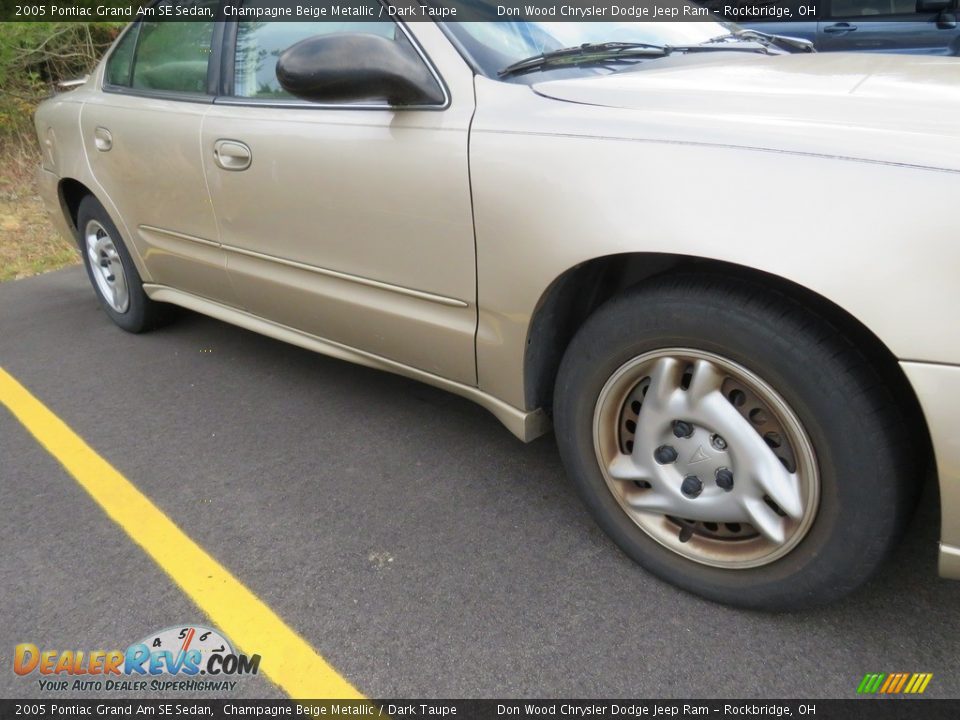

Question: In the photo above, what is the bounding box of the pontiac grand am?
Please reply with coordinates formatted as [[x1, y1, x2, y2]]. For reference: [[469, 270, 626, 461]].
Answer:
[[34, 1, 960, 608]]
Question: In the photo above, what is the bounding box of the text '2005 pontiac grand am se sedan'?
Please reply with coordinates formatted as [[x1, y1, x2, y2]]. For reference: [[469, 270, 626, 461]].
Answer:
[[33, 0, 960, 609]]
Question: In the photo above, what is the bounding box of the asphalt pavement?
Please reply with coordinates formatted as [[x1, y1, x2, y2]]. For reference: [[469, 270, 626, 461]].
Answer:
[[1, 266, 958, 699]]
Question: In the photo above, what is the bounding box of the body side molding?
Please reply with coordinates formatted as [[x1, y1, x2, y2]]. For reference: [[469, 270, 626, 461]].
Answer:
[[143, 284, 548, 442], [139, 224, 469, 308]]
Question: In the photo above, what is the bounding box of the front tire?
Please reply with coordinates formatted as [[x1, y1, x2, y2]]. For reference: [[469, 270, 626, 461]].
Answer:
[[554, 274, 917, 610], [77, 196, 168, 333]]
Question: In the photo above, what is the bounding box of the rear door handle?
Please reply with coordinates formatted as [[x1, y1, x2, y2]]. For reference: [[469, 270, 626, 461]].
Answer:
[[213, 140, 252, 171], [823, 23, 858, 34], [94, 127, 112, 152]]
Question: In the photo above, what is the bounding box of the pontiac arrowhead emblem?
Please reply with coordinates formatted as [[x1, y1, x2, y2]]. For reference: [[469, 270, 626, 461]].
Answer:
[[689, 445, 711, 464]]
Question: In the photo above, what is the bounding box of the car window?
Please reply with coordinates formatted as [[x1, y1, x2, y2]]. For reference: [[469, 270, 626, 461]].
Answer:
[[232, 0, 401, 100], [105, 25, 139, 87], [131, 0, 217, 95], [829, 0, 920, 16]]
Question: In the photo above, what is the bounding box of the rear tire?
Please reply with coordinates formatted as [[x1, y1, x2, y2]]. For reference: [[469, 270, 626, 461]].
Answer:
[[554, 273, 918, 610], [77, 196, 168, 333]]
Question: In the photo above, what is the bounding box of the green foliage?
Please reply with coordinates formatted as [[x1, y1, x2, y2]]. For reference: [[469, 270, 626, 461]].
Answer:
[[0, 21, 126, 138]]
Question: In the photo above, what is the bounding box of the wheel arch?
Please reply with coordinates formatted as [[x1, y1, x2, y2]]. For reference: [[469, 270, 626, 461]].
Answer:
[[58, 177, 94, 243], [524, 253, 933, 474], [56, 176, 150, 281]]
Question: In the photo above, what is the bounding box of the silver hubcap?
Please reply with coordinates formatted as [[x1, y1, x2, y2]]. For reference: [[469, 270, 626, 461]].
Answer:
[[84, 220, 129, 313], [593, 349, 819, 569]]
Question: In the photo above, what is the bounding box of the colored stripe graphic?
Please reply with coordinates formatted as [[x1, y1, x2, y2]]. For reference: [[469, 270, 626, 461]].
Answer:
[[857, 672, 932, 694], [879, 674, 896, 694], [857, 673, 877, 694], [893, 673, 910, 693], [904, 674, 921, 694]]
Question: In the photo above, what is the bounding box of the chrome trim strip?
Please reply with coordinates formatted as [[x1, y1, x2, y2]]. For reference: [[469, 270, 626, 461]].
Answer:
[[137, 224, 469, 308], [143, 284, 549, 442], [222, 244, 469, 308], [212, 98, 446, 111], [138, 224, 220, 248]]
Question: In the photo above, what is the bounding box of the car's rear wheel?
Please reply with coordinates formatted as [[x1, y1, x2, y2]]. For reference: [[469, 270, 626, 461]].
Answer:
[[554, 273, 918, 610], [77, 196, 168, 333]]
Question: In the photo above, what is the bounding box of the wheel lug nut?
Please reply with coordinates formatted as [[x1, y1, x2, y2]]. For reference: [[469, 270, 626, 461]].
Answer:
[[681, 475, 703, 498], [673, 420, 694, 439], [710, 434, 727, 451], [654, 445, 678, 464], [715, 467, 734, 491]]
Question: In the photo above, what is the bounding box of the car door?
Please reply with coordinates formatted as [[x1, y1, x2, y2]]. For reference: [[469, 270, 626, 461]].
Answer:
[[201, 5, 478, 384], [80, 2, 237, 305], [818, 0, 960, 54]]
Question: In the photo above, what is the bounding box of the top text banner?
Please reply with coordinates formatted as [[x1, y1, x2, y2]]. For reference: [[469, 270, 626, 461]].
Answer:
[[2, 1, 837, 23]]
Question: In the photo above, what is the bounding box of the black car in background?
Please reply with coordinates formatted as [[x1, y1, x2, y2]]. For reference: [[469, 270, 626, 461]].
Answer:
[[701, 0, 960, 54]]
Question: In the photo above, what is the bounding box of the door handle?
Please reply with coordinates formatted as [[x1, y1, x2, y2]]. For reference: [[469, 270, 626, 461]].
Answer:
[[213, 140, 252, 171], [823, 23, 858, 34], [94, 127, 112, 152]]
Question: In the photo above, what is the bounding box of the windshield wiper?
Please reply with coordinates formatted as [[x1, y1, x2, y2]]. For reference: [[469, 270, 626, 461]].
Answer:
[[498, 42, 666, 78], [707, 29, 815, 53], [498, 40, 774, 79]]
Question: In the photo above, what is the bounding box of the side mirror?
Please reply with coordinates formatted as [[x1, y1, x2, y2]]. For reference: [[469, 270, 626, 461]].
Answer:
[[276, 33, 445, 107], [917, 0, 950, 11]]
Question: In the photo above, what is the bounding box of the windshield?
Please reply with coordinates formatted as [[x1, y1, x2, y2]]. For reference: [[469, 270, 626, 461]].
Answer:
[[443, 8, 737, 80]]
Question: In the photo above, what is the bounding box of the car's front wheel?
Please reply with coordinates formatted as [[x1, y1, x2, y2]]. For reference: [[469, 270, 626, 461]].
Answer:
[[554, 274, 918, 610]]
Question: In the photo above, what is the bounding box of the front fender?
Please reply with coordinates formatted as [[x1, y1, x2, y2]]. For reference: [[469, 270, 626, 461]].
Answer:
[[470, 84, 960, 410]]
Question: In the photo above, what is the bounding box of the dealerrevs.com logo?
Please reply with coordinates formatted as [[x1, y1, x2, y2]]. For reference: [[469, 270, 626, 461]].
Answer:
[[13, 625, 261, 693]]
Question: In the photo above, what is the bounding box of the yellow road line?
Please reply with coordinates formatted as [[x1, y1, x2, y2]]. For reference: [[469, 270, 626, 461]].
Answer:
[[0, 366, 362, 700]]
